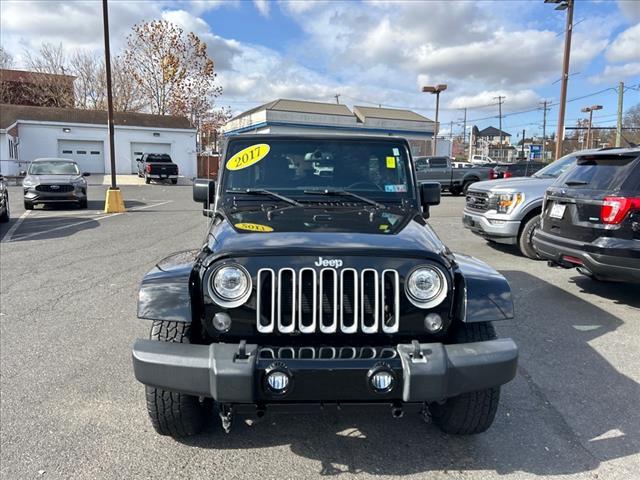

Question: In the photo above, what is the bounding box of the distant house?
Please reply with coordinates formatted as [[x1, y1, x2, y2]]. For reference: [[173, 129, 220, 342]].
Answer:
[[477, 126, 511, 146], [223, 98, 437, 156], [0, 68, 75, 108], [0, 104, 197, 176]]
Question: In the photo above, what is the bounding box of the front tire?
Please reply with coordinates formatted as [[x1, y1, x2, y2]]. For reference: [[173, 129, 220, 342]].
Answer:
[[431, 323, 501, 435], [145, 321, 207, 437], [450, 186, 462, 196], [518, 215, 541, 260], [24, 200, 34, 210], [170, 178, 178, 185], [144, 175, 150, 184]]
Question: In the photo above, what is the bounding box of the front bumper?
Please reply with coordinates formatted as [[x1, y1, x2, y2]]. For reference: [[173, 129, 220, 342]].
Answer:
[[132, 339, 518, 404], [24, 187, 86, 204], [534, 230, 640, 282], [462, 209, 520, 245]]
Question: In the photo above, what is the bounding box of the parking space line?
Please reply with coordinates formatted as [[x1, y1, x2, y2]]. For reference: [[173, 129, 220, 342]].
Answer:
[[1, 211, 30, 243], [5, 200, 173, 242]]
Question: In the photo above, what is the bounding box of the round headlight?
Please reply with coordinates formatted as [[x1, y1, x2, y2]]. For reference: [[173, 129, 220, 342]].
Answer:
[[405, 266, 447, 308], [209, 264, 251, 307]]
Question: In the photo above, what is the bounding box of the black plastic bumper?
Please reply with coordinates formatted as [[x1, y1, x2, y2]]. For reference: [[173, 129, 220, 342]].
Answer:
[[534, 230, 640, 282], [132, 339, 518, 404]]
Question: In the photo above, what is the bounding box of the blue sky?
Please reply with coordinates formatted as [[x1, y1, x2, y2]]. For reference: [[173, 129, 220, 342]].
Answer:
[[2, 0, 639, 139]]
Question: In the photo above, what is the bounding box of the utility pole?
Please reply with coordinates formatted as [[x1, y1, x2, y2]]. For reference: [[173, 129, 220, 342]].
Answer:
[[102, 0, 125, 213], [546, 0, 574, 160], [494, 95, 505, 160], [521, 129, 526, 159], [334, 93, 341, 104], [616, 81, 624, 147], [461, 108, 467, 157], [540, 100, 550, 161]]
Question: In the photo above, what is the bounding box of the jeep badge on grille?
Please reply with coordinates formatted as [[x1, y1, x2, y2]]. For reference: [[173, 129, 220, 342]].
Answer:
[[314, 257, 343, 268]]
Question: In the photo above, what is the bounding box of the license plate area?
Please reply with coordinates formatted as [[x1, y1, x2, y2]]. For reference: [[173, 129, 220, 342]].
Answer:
[[549, 203, 566, 219]]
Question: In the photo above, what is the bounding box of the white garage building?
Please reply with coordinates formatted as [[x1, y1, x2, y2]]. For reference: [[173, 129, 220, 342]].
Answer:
[[0, 104, 197, 177]]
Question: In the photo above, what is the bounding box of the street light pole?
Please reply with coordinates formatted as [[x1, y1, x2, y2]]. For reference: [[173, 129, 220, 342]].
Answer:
[[102, 0, 125, 213], [581, 105, 603, 149], [546, 0, 574, 160], [422, 84, 447, 155]]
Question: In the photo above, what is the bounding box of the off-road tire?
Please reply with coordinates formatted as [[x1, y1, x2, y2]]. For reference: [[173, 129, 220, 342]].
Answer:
[[144, 175, 151, 184], [518, 214, 541, 259], [0, 200, 9, 223], [431, 322, 501, 435], [24, 200, 34, 210], [171, 178, 178, 185], [145, 321, 207, 437]]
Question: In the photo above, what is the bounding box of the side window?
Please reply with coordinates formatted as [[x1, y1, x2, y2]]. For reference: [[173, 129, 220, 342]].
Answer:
[[415, 159, 428, 172]]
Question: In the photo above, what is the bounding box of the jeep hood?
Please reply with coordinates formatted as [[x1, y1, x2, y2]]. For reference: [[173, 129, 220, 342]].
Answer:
[[207, 207, 448, 259]]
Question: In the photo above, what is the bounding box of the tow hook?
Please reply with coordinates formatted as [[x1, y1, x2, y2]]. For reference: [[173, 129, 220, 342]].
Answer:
[[219, 404, 234, 433]]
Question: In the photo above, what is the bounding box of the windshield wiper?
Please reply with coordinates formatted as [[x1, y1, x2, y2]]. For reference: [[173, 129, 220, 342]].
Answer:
[[303, 189, 386, 209], [564, 180, 589, 186], [225, 188, 302, 207]]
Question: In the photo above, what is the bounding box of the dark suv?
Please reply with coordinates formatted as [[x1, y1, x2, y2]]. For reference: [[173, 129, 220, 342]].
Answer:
[[533, 148, 640, 282], [492, 161, 546, 179], [132, 134, 518, 437]]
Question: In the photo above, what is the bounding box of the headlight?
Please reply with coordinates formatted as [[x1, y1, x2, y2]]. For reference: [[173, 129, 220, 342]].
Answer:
[[208, 264, 252, 307], [405, 266, 447, 308], [72, 177, 86, 186], [495, 193, 524, 214], [22, 178, 36, 188]]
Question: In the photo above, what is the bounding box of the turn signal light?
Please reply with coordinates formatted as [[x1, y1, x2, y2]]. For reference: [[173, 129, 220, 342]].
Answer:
[[601, 197, 640, 224]]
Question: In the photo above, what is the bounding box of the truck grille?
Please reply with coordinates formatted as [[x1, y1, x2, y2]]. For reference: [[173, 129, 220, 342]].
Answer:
[[36, 184, 74, 193], [256, 268, 400, 334], [466, 191, 495, 211]]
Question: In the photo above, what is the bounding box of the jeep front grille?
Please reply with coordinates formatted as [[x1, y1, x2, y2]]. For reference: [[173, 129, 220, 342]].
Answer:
[[256, 268, 400, 334]]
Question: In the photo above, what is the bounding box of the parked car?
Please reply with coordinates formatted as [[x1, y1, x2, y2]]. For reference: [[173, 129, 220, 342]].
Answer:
[[136, 153, 179, 184], [463, 154, 579, 258], [22, 158, 90, 210], [0, 174, 9, 223], [533, 147, 640, 282], [415, 155, 494, 195], [470, 154, 495, 165], [492, 161, 547, 179], [452, 161, 473, 169], [132, 134, 518, 437]]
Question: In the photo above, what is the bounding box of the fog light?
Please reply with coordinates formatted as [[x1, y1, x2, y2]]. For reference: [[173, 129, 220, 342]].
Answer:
[[266, 371, 290, 393], [368, 365, 395, 393], [212, 312, 231, 332], [424, 313, 443, 332]]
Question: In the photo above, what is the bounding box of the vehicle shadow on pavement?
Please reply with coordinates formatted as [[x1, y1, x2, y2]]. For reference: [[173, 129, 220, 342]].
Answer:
[[569, 275, 640, 308], [176, 271, 639, 477]]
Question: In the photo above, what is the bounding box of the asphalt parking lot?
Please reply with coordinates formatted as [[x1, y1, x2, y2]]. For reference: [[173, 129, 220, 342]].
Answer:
[[1, 184, 638, 480]]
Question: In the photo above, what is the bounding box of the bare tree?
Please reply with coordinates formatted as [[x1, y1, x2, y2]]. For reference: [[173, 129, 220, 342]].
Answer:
[[123, 20, 222, 123], [24, 43, 75, 107], [70, 51, 104, 109], [0, 46, 13, 69], [111, 56, 146, 112]]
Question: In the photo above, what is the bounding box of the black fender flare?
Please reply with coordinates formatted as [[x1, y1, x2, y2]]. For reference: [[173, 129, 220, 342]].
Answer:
[[137, 250, 200, 323], [452, 253, 514, 323]]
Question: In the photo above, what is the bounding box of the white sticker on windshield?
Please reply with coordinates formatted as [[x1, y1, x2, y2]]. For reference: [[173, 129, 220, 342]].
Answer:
[[384, 184, 407, 193], [392, 148, 400, 156]]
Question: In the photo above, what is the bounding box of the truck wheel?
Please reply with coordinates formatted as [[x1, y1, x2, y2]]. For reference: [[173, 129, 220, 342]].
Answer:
[[24, 200, 34, 210], [145, 175, 150, 185], [450, 186, 462, 196], [462, 180, 475, 195], [145, 320, 207, 437], [171, 178, 178, 185], [431, 322, 501, 435], [518, 215, 541, 260]]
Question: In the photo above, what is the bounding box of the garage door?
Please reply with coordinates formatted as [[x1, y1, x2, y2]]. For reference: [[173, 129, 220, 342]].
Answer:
[[58, 140, 105, 173], [130, 142, 172, 174]]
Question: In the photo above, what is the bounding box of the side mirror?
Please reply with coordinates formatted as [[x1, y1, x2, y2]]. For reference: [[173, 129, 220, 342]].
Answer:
[[193, 178, 216, 205], [82, 172, 91, 177], [19, 170, 27, 176], [420, 181, 440, 218]]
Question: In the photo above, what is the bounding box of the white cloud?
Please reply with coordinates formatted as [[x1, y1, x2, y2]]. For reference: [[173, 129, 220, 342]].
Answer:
[[606, 23, 640, 63], [253, 0, 270, 17], [618, 0, 640, 21], [588, 62, 640, 84], [448, 89, 542, 113]]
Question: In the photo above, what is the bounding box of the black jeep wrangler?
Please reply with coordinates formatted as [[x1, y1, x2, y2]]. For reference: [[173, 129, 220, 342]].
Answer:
[[132, 135, 518, 437]]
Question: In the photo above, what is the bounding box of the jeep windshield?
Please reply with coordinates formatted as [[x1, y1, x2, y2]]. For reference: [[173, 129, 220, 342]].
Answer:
[[222, 138, 413, 203]]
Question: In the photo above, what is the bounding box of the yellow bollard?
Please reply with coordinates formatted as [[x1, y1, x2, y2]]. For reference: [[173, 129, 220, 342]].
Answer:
[[104, 187, 126, 213]]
